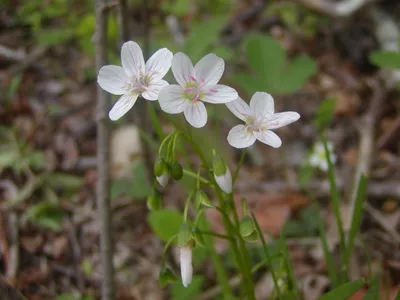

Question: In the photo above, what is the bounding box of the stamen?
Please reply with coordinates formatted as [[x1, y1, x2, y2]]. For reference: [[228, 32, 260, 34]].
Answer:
[[189, 76, 197, 82], [185, 87, 193, 93], [209, 89, 217, 93], [200, 77, 205, 84], [193, 95, 199, 102]]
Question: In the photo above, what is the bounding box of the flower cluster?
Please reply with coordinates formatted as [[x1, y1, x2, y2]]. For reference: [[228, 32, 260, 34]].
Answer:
[[97, 41, 300, 148]]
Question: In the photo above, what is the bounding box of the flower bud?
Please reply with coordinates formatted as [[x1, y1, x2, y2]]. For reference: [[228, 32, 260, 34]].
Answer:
[[156, 173, 169, 188], [239, 216, 256, 237], [171, 161, 183, 181], [214, 167, 232, 194], [180, 246, 193, 288], [154, 157, 167, 177], [212, 156, 227, 177], [147, 188, 161, 211], [242, 230, 259, 243], [191, 228, 205, 247], [194, 190, 214, 210], [159, 266, 177, 288]]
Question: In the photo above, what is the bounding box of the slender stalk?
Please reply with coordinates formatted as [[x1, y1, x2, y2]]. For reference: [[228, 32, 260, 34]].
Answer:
[[183, 169, 210, 185], [233, 148, 247, 184], [94, 0, 114, 299]]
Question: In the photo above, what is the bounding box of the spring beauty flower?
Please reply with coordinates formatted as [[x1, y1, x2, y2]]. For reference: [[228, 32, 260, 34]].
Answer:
[[97, 41, 173, 120], [158, 53, 238, 128], [180, 245, 193, 288], [213, 156, 232, 194], [226, 92, 300, 148], [309, 141, 336, 171]]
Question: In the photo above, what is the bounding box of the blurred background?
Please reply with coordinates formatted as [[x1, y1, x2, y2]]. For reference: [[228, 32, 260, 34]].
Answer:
[[0, 0, 400, 299]]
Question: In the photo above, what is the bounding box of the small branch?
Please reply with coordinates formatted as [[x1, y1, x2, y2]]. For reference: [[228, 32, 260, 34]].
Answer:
[[6, 213, 19, 282], [295, 0, 380, 18], [117, 0, 130, 46], [0, 45, 25, 62], [94, 0, 115, 298]]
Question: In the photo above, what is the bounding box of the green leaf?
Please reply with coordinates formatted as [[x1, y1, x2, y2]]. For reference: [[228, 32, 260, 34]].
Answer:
[[184, 16, 228, 61], [46, 173, 83, 191], [0, 151, 18, 170], [213, 46, 234, 61], [230, 73, 267, 97], [147, 209, 184, 241], [129, 162, 151, 199], [171, 275, 204, 300], [36, 29, 73, 46], [363, 275, 381, 300], [278, 54, 317, 94], [314, 97, 337, 132], [246, 34, 285, 90], [369, 50, 400, 69], [26, 202, 64, 232], [25, 151, 46, 170], [320, 279, 365, 300]]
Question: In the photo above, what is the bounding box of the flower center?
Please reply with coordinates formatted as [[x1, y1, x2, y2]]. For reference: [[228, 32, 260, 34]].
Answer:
[[125, 73, 151, 94], [183, 76, 206, 102], [246, 114, 268, 132]]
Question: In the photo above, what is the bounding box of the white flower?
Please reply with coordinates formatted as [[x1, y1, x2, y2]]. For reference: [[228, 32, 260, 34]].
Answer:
[[97, 41, 173, 121], [309, 142, 336, 172], [214, 168, 232, 194], [158, 53, 238, 128], [180, 246, 193, 288], [156, 173, 169, 188], [226, 92, 300, 148]]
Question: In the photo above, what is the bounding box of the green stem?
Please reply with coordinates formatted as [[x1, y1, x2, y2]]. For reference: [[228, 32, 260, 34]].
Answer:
[[183, 169, 210, 185], [162, 235, 177, 266], [158, 131, 176, 156], [233, 148, 247, 184], [183, 191, 194, 222]]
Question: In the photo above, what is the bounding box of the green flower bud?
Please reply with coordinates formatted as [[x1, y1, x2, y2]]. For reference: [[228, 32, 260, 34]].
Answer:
[[191, 228, 205, 247], [159, 266, 177, 288], [147, 188, 161, 211], [171, 161, 183, 181], [154, 157, 167, 177], [242, 230, 259, 243], [212, 156, 227, 177], [239, 216, 256, 237], [195, 190, 214, 210], [177, 223, 193, 247]]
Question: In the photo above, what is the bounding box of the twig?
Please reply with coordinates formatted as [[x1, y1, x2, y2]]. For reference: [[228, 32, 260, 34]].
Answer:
[[67, 220, 85, 292], [364, 203, 400, 243], [8, 46, 48, 76], [94, 0, 115, 298], [6, 213, 19, 283], [0, 45, 25, 62], [0, 213, 9, 277], [295, 0, 380, 18], [117, 0, 130, 46]]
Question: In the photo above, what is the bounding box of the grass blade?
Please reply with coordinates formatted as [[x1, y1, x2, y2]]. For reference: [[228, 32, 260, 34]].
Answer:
[[363, 275, 381, 300], [320, 279, 365, 300]]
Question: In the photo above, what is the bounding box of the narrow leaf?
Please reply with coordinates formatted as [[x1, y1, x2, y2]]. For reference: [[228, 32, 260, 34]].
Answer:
[[320, 279, 365, 300]]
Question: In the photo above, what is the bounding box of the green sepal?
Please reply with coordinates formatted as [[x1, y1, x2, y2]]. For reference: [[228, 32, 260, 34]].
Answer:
[[242, 230, 259, 243], [147, 188, 161, 211], [191, 228, 205, 247], [159, 266, 177, 288], [177, 223, 193, 247], [170, 161, 183, 181], [195, 190, 214, 210], [239, 216, 256, 237], [154, 157, 168, 177], [212, 156, 227, 177]]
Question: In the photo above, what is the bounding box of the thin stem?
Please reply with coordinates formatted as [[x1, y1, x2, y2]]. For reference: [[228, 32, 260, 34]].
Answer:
[[158, 131, 176, 156], [183, 169, 210, 185], [183, 191, 194, 222], [233, 148, 247, 184], [161, 235, 177, 266]]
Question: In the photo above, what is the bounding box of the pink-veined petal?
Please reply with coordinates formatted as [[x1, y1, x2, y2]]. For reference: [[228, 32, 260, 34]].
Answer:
[[108, 93, 139, 121], [225, 97, 252, 122], [184, 101, 207, 128], [194, 54, 224, 85], [267, 112, 300, 129], [227, 124, 256, 148], [172, 52, 194, 87], [121, 41, 145, 77], [250, 92, 274, 117], [97, 65, 128, 95], [254, 130, 282, 148], [201, 84, 238, 104], [142, 79, 169, 101], [145, 48, 173, 80], [158, 85, 188, 114]]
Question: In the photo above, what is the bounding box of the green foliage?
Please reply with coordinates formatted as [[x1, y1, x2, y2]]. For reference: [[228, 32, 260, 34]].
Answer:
[[26, 202, 65, 232], [56, 295, 93, 300], [369, 50, 400, 69], [183, 16, 228, 62], [319, 279, 365, 299], [363, 275, 381, 300], [46, 173, 83, 191], [283, 206, 319, 237], [170, 275, 204, 299], [147, 209, 184, 241], [231, 34, 317, 96], [314, 97, 337, 132]]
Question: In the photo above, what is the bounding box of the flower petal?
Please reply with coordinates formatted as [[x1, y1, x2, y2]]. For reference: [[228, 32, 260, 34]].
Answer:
[[194, 53, 224, 85], [97, 65, 128, 95], [227, 124, 256, 148], [156, 173, 169, 188], [201, 84, 238, 104], [214, 168, 232, 194], [225, 97, 252, 122], [250, 92, 275, 116], [121, 41, 145, 77], [142, 79, 169, 101], [172, 52, 194, 87], [267, 112, 300, 129], [158, 85, 188, 114], [254, 130, 282, 148], [180, 247, 193, 288], [145, 48, 173, 80], [109, 93, 139, 121], [184, 101, 207, 128]]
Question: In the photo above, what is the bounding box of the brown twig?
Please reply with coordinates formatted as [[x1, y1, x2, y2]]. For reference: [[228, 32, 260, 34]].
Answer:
[[94, 0, 115, 298], [117, 0, 130, 46]]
